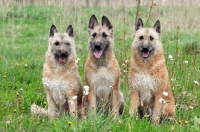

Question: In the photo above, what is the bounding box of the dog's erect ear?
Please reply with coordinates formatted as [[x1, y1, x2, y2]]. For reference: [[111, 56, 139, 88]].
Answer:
[[89, 14, 98, 29], [135, 18, 143, 31], [153, 20, 161, 33], [66, 25, 74, 37], [102, 16, 112, 30], [50, 24, 57, 37]]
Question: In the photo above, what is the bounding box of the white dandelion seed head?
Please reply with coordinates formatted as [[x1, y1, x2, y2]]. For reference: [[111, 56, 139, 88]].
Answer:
[[72, 96, 77, 100], [83, 85, 89, 91], [184, 60, 188, 64], [163, 91, 168, 96], [194, 81, 199, 85]]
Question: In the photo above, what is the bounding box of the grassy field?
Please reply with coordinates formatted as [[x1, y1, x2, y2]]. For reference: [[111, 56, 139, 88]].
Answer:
[[0, 1, 200, 131]]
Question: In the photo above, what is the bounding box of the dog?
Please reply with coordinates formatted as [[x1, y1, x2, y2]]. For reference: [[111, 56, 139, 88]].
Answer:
[[31, 25, 83, 121], [128, 18, 175, 124], [84, 14, 124, 115]]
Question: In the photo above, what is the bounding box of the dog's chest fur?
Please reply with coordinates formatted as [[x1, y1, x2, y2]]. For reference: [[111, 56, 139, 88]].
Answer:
[[131, 74, 158, 103], [90, 67, 115, 99], [43, 66, 73, 106]]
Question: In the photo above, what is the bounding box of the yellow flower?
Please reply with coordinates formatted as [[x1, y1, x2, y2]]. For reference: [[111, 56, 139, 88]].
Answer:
[[184, 121, 188, 124], [68, 121, 72, 126], [43, 102, 47, 105], [3, 75, 6, 78], [13, 109, 16, 113]]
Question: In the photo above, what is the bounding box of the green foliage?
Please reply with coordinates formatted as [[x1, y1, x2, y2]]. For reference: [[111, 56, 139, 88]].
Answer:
[[0, 3, 200, 132]]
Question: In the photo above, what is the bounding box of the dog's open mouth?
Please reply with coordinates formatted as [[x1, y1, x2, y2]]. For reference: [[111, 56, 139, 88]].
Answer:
[[142, 51, 150, 59], [94, 49, 104, 59], [59, 56, 67, 63]]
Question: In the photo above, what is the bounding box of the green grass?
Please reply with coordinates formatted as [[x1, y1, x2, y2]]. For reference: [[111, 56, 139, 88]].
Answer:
[[0, 3, 200, 132]]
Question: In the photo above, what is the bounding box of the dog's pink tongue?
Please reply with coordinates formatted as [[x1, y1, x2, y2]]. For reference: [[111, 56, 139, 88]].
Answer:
[[94, 50, 103, 58], [59, 57, 66, 63], [143, 52, 149, 58]]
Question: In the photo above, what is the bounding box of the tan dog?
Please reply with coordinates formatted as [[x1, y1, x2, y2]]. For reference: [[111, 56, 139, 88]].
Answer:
[[31, 25, 83, 121], [128, 19, 175, 124], [84, 14, 124, 115]]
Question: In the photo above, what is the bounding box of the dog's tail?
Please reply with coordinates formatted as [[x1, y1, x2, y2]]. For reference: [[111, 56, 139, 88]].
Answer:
[[31, 104, 48, 116]]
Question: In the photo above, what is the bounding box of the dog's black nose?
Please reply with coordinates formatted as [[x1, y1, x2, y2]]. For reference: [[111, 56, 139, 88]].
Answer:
[[94, 43, 101, 50], [142, 46, 149, 52], [60, 51, 67, 57]]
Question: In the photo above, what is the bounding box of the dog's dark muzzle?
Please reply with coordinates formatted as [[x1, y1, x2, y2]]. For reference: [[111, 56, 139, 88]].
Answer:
[[60, 51, 68, 57], [94, 43, 102, 51], [142, 46, 149, 52]]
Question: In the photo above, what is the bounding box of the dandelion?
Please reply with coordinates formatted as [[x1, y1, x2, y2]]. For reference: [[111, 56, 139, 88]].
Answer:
[[5, 72, 7, 74], [179, 120, 182, 124], [20, 88, 23, 91], [16, 93, 20, 96], [13, 109, 16, 113], [25, 64, 28, 67], [21, 57, 24, 60], [43, 102, 47, 105], [184, 121, 188, 124], [168, 55, 173, 60], [68, 121, 72, 126], [72, 96, 77, 100], [69, 100, 73, 105], [3, 75, 6, 78], [194, 81, 199, 85], [15, 63, 18, 66], [163, 91, 168, 96], [184, 60, 188, 64]]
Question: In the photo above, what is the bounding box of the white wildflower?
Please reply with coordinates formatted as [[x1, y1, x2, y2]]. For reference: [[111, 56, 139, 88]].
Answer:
[[75, 58, 80, 63], [83, 85, 89, 91], [159, 98, 166, 104], [125, 60, 129, 63], [20, 88, 23, 91], [83, 90, 89, 95], [44, 82, 49, 87], [184, 60, 188, 64], [83, 85, 89, 95], [25, 64, 28, 67], [72, 96, 77, 100], [168, 55, 173, 60], [68, 100, 73, 105], [182, 91, 186, 95], [194, 81, 199, 85], [163, 91, 168, 96]]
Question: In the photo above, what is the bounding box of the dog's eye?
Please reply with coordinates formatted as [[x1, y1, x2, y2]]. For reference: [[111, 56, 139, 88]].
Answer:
[[102, 32, 107, 38], [66, 43, 70, 45], [150, 36, 154, 41], [139, 36, 144, 40], [92, 33, 97, 37], [55, 42, 59, 46]]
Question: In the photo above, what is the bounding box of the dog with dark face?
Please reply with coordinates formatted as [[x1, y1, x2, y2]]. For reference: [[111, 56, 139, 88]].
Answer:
[[128, 19, 175, 124], [84, 14, 124, 115], [31, 25, 83, 121]]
